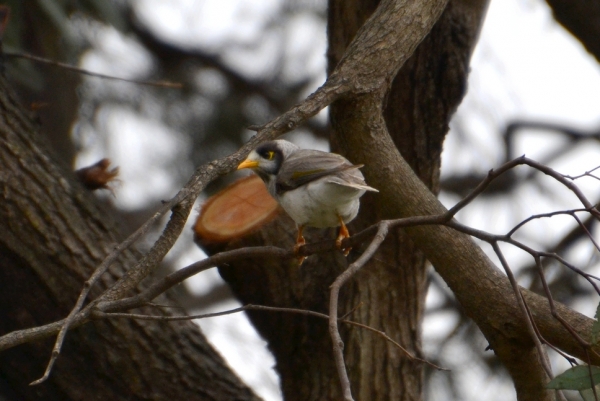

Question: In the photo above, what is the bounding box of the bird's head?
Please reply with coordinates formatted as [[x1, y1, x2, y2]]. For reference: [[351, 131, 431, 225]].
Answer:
[[237, 140, 299, 180]]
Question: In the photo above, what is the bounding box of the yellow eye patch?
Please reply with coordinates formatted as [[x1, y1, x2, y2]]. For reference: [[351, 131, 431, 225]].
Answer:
[[267, 151, 275, 160]]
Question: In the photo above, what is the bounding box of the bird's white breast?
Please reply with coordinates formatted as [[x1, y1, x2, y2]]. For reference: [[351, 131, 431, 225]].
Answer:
[[278, 178, 365, 228]]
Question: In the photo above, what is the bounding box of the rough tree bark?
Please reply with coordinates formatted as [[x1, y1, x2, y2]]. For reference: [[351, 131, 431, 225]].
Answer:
[[0, 73, 259, 400]]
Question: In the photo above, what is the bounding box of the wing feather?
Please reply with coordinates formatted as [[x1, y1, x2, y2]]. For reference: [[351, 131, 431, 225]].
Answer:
[[275, 150, 378, 194]]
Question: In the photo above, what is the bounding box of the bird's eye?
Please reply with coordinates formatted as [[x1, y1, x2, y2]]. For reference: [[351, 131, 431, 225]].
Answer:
[[267, 151, 275, 160]]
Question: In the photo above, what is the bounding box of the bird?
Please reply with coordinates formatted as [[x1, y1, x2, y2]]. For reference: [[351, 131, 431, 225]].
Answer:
[[237, 139, 378, 264]]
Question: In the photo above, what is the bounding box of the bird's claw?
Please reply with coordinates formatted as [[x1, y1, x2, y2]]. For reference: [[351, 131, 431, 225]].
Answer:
[[293, 242, 307, 266], [336, 218, 351, 256], [294, 250, 307, 266], [295, 226, 307, 266], [335, 235, 352, 256]]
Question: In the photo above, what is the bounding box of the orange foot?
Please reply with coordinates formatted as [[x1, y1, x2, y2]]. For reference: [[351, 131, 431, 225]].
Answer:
[[336, 217, 351, 256], [293, 225, 307, 266]]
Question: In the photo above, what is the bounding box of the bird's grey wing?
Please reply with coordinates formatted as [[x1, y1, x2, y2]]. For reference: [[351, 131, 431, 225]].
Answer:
[[276, 150, 377, 193], [276, 150, 353, 191]]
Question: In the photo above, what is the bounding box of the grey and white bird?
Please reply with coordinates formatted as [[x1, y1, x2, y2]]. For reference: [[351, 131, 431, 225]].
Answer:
[[237, 139, 378, 262]]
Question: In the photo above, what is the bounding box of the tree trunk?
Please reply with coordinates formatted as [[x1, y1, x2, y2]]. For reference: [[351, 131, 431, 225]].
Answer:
[[0, 74, 259, 400], [329, 1, 490, 399]]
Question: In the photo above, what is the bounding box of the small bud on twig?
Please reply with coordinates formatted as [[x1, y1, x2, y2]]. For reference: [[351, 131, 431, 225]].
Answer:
[[75, 158, 119, 192]]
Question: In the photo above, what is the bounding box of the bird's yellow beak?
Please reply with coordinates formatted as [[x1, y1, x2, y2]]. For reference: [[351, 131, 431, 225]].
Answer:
[[237, 159, 259, 170]]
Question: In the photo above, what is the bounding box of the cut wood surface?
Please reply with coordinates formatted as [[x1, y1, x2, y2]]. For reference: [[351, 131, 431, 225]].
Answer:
[[195, 175, 280, 243]]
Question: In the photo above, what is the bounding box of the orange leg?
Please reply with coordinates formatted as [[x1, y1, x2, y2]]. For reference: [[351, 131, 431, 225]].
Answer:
[[336, 216, 351, 256], [293, 225, 307, 265]]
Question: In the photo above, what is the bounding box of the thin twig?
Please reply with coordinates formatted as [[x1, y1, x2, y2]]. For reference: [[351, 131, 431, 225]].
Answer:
[[530, 256, 579, 365], [94, 303, 448, 372], [448, 156, 600, 219], [4, 51, 183, 88], [329, 221, 390, 401], [491, 242, 555, 379], [585, 348, 600, 401], [538, 252, 600, 295], [341, 319, 447, 371], [340, 302, 364, 320], [506, 208, 589, 238], [573, 213, 600, 253], [563, 165, 600, 181]]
